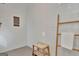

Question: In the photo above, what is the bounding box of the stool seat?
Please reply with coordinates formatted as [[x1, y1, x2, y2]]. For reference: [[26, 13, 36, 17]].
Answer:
[[32, 42, 50, 56], [33, 42, 48, 49]]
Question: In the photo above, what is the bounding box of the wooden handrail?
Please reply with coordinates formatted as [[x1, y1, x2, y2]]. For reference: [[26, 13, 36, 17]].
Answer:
[[59, 20, 79, 24], [57, 33, 79, 36]]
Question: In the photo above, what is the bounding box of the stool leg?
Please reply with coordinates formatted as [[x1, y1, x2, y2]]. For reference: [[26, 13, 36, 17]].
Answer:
[[47, 46, 50, 56], [32, 45, 34, 56]]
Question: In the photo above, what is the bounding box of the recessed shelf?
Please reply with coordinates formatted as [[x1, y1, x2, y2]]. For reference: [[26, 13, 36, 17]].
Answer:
[[58, 45, 79, 52]]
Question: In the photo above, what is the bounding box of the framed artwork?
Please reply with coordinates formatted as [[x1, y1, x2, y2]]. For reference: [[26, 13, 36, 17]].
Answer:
[[13, 16, 20, 27]]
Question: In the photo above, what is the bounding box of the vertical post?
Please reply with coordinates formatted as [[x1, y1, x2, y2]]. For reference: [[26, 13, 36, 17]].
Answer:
[[55, 14, 60, 56]]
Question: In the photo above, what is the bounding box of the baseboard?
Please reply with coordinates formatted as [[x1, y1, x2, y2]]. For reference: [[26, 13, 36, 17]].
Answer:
[[26, 43, 32, 48], [0, 44, 27, 53]]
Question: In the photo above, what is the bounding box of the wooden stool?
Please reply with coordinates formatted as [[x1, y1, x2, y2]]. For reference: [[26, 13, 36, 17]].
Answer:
[[32, 42, 50, 56]]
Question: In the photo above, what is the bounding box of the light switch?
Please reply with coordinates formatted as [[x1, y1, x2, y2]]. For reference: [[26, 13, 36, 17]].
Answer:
[[42, 32, 46, 37]]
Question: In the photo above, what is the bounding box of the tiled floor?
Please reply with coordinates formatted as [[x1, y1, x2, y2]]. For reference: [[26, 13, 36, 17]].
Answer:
[[6, 46, 32, 56]]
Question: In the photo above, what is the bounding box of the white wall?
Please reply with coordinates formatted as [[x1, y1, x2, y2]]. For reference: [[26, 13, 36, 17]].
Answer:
[[0, 4, 28, 52], [26, 4, 60, 55]]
